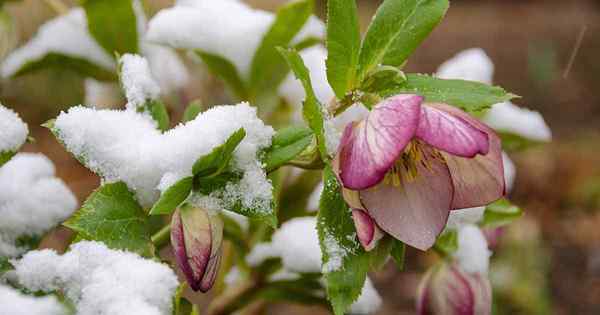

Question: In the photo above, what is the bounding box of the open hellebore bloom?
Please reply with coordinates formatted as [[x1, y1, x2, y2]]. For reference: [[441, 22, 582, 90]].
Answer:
[[335, 94, 504, 251], [417, 263, 492, 315], [171, 205, 224, 292]]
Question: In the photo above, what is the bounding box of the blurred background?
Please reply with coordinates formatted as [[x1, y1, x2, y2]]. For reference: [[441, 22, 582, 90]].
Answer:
[[1, 0, 600, 314]]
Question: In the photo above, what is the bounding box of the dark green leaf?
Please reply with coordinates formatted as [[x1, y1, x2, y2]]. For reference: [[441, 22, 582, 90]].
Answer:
[[64, 182, 154, 256], [293, 36, 322, 51], [0, 150, 16, 168], [192, 128, 246, 177], [149, 176, 193, 215], [381, 0, 449, 67], [0, 257, 13, 276], [230, 199, 277, 229], [385, 74, 518, 113], [8, 53, 117, 81], [263, 126, 314, 172], [278, 48, 329, 161], [433, 229, 458, 257], [326, 0, 361, 98], [145, 99, 170, 132], [482, 199, 523, 227], [83, 0, 139, 55], [248, 0, 314, 101], [318, 166, 370, 315], [360, 65, 407, 93], [194, 172, 241, 195], [182, 100, 203, 123], [390, 239, 406, 270], [195, 50, 247, 100]]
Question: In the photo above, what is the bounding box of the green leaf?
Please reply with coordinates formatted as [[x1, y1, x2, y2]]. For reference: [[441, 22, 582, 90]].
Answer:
[[433, 229, 458, 257], [499, 131, 545, 152], [318, 166, 370, 315], [357, 0, 447, 80], [195, 50, 248, 100], [64, 182, 154, 256], [278, 47, 329, 161], [293, 36, 322, 51], [386, 74, 518, 113], [82, 0, 139, 55], [8, 53, 117, 81], [182, 100, 202, 123], [326, 0, 361, 98], [0, 150, 16, 168], [0, 257, 13, 276], [149, 176, 193, 215], [192, 128, 246, 177], [144, 99, 170, 132], [172, 284, 193, 315], [248, 0, 314, 101], [381, 0, 449, 67], [231, 200, 277, 229], [390, 239, 406, 271], [359, 65, 407, 93], [263, 126, 314, 172], [482, 198, 523, 228]]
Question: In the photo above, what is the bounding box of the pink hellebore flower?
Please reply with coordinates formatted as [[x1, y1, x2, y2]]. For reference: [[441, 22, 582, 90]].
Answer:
[[171, 205, 223, 292], [417, 263, 492, 315], [334, 94, 504, 251]]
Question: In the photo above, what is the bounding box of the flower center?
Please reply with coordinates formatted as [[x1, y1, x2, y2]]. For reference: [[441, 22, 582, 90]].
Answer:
[[383, 141, 445, 187]]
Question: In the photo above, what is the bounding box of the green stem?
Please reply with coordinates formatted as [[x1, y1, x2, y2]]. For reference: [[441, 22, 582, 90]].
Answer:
[[151, 225, 171, 248]]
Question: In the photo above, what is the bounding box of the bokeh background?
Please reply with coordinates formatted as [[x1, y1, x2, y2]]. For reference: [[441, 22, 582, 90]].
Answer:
[[2, 0, 600, 314]]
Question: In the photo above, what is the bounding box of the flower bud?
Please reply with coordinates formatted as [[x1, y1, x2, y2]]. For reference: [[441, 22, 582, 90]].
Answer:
[[417, 263, 491, 315], [352, 209, 384, 251], [171, 205, 223, 292]]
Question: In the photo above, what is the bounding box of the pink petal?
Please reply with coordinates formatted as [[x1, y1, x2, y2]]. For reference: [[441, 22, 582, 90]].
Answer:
[[352, 209, 384, 251], [359, 147, 453, 250], [416, 105, 489, 157], [427, 103, 505, 209], [338, 94, 422, 190]]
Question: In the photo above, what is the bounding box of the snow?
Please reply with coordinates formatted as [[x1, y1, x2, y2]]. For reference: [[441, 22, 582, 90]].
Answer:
[[142, 44, 190, 95], [483, 101, 552, 142], [272, 217, 322, 273], [84, 79, 123, 109], [503, 152, 516, 193], [119, 54, 161, 110], [0, 284, 66, 315], [12, 241, 178, 315], [454, 225, 491, 275], [0, 104, 28, 153], [146, 0, 324, 79], [436, 48, 494, 85], [0, 153, 77, 258], [446, 207, 486, 231], [307, 181, 324, 212], [53, 103, 274, 208], [246, 242, 279, 267], [321, 229, 345, 273], [349, 278, 383, 315], [1, 9, 115, 78]]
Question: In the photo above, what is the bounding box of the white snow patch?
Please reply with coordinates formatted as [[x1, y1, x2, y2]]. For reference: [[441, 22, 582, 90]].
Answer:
[[503, 152, 516, 193], [246, 242, 279, 267], [483, 101, 552, 142], [0, 284, 66, 315], [306, 181, 324, 212], [436, 48, 494, 84], [0, 104, 28, 153], [321, 229, 345, 273], [0, 153, 77, 257], [349, 278, 382, 315], [143, 43, 190, 95], [53, 103, 274, 208], [119, 54, 161, 110], [1, 9, 114, 78], [272, 217, 322, 273], [12, 241, 178, 315], [446, 207, 486, 231], [454, 225, 491, 275]]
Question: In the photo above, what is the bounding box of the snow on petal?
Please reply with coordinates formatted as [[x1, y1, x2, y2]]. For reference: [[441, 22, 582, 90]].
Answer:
[[0, 284, 66, 315], [12, 241, 178, 315], [0, 104, 28, 153], [483, 101, 552, 142], [0, 153, 77, 257], [53, 103, 274, 208], [119, 54, 161, 110], [1, 9, 114, 78], [454, 225, 492, 275], [338, 95, 422, 190], [436, 48, 494, 84]]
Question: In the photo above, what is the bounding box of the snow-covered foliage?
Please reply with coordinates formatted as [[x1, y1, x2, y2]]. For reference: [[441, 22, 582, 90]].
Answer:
[[0, 284, 66, 315], [0, 104, 28, 154], [119, 54, 161, 109], [454, 225, 492, 275], [0, 153, 77, 258], [12, 241, 178, 315]]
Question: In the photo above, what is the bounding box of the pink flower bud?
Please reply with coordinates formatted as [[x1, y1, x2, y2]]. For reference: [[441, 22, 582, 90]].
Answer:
[[417, 263, 491, 315], [171, 205, 223, 292]]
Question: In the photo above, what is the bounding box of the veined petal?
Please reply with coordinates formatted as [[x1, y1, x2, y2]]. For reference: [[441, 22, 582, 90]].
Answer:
[[359, 147, 453, 250], [352, 209, 384, 251], [338, 94, 422, 190], [417, 104, 489, 158], [427, 103, 505, 209]]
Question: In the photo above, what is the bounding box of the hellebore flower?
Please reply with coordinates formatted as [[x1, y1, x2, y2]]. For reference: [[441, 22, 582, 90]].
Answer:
[[171, 205, 223, 292], [334, 94, 505, 251], [417, 263, 492, 315]]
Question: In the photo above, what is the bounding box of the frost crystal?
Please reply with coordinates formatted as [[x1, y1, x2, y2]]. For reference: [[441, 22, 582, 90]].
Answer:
[[1, 9, 114, 78], [119, 54, 161, 110], [0, 153, 77, 257], [53, 103, 274, 208], [146, 0, 324, 79], [0, 284, 66, 315], [0, 104, 28, 153], [12, 241, 178, 315], [454, 225, 492, 275], [483, 101, 552, 142]]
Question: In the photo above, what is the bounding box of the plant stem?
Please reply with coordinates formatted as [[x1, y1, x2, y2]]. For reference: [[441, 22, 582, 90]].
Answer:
[[151, 225, 171, 248], [43, 0, 69, 15]]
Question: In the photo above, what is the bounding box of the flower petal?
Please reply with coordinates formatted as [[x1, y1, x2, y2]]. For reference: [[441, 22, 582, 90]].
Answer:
[[360, 147, 453, 250], [427, 103, 505, 209], [352, 209, 384, 251], [417, 104, 489, 157], [338, 94, 422, 190]]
